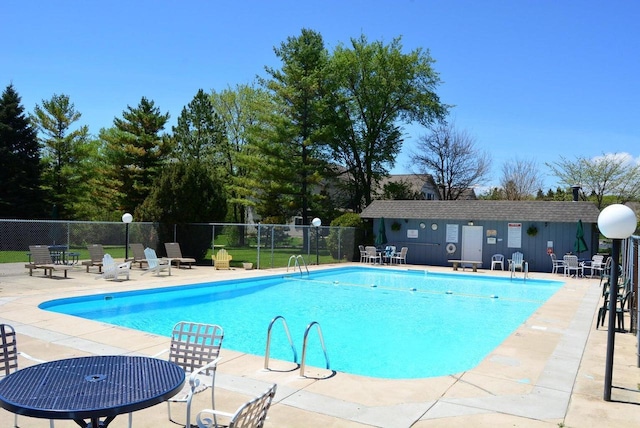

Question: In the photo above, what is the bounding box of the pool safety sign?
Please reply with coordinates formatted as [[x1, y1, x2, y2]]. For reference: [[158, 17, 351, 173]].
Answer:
[[508, 223, 522, 248]]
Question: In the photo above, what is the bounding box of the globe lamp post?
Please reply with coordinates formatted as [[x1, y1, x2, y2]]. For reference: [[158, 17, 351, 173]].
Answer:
[[312, 217, 322, 265], [122, 213, 133, 261], [598, 204, 637, 401]]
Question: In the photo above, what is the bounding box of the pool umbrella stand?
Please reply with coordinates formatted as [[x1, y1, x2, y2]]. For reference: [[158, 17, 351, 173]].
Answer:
[[574, 219, 588, 256], [375, 217, 388, 247]]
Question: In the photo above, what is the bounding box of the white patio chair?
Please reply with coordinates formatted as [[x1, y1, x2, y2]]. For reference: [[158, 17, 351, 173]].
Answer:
[[364, 246, 380, 264], [0, 324, 54, 428], [153, 321, 224, 428], [563, 254, 583, 277], [95, 254, 131, 281], [141, 247, 171, 276], [549, 253, 565, 275], [587, 254, 605, 278], [358, 245, 367, 263], [509, 252, 525, 273], [390, 247, 408, 264], [195, 383, 277, 428], [491, 254, 504, 270]]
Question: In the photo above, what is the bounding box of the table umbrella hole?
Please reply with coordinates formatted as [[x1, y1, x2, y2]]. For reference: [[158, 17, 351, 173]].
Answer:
[[85, 374, 107, 382]]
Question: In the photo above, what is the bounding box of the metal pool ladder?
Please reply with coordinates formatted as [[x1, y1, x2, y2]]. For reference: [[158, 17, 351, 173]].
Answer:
[[287, 255, 309, 275], [264, 316, 330, 378], [300, 321, 330, 377], [264, 315, 297, 369]]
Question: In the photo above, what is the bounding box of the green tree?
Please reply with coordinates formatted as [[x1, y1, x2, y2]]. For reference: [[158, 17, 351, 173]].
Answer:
[[172, 89, 226, 164], [257, 28, 330, 224], [100, 97, 171, 215], [379, 179, 424, 200], [31, 93, 97, 219], [546, 153, 640, 209], [136, 162, 227, 260], [326, 34, 448, 211], [210, 84, 270, 225], [0, 84, 44, 218]]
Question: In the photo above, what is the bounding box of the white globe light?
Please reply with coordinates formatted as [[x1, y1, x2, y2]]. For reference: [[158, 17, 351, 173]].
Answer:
[[597, 204, 637, 239], [122, 213, 133, 224], [311, 217, 322, 227]]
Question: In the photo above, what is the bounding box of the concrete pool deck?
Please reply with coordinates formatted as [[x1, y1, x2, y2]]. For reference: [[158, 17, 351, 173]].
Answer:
[[0, 261, 639, 427]]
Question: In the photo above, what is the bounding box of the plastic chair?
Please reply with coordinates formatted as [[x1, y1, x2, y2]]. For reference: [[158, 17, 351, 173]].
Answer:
[[390, 247, 408, 264], [358, 245, 367, 263], [195, 384, 277, 428], [95, 254, 131, 281], [549, 253, 565, 275], [153, 322, 224, 428], [509, 252, 524, 272], [0, 324, 54, 428], [141, 247, 171, 276], [563, 255, 583, 277], [491, 254, 504, 270], [587, 255, 605, 278]]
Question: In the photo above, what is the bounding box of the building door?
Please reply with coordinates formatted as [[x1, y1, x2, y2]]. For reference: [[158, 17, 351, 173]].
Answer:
[[462, 226, 483, 265]]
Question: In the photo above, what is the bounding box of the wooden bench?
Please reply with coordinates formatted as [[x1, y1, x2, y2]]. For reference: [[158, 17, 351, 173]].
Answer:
[[448, 260, 483, 272]]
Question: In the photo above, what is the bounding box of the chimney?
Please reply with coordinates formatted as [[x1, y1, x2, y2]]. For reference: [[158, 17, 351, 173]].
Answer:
[[571, 185, 581, 202]]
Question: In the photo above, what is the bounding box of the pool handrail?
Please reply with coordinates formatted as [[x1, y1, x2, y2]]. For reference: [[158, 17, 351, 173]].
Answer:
[[264, 315, 298, 370], [286, 255, 309, 275], [300, 321, 330, 377]]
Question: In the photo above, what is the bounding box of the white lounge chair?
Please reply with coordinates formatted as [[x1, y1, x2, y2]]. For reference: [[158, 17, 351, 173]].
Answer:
[[95, 254, 131, 281], [195, 383, 277, 428], [153, 322, 224, 428], [141, 247, 171, 276]]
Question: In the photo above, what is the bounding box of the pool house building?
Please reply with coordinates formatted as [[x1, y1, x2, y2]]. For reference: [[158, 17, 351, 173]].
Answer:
[[360, 200, 601, 272]]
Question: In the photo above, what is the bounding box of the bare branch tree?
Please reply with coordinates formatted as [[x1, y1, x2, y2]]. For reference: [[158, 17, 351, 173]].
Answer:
[[500, 158, 544, 200], [411, 123, 490, 200]]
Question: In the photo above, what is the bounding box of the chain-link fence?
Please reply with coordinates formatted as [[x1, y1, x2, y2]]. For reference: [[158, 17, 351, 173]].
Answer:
[[0, 219, 357, 269]]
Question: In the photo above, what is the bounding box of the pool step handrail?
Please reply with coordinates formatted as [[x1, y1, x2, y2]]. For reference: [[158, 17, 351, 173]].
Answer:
[[264, 315, 298, 370], [300, 321, 330, 377], [287, 255, 309, 275]]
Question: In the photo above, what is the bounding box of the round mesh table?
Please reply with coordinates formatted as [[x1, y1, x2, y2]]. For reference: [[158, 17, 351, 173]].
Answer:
[[0, 355, 185, 427]]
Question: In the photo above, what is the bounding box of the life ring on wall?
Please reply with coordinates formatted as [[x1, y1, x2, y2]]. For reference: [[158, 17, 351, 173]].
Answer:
[[446, 243, 456, 254]]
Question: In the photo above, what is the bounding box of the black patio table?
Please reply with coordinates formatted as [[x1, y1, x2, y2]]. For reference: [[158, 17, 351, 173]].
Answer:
[[0, 355, 185, 428]]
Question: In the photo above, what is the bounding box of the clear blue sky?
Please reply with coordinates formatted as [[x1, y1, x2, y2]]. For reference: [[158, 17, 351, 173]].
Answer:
[[2, 0, 638, 191]]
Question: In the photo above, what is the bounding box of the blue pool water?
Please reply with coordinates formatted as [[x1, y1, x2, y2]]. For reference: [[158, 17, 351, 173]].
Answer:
[[39, 267, 563, 379]]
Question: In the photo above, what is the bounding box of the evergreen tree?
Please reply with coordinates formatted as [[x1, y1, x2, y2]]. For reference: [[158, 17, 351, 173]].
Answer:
[[257, 28, 331, 224], [31, 93, 97, 219], [0, 84, 44, 218], [100, 97, 171, 215]]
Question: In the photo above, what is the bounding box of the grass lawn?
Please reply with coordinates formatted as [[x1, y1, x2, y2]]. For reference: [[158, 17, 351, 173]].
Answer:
[[1, 246, 343, 269]]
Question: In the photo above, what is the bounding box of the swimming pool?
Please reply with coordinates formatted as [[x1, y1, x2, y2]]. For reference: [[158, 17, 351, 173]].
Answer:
[[39, 267, 563, 379]]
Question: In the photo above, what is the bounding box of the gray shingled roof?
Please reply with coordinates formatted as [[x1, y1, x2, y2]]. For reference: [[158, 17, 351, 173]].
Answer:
[[360, 200, 601, 223]]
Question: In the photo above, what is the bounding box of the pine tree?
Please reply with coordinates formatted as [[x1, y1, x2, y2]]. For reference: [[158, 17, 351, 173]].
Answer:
[[0, 84, 44, 218], [100, 97, 171, 215]]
